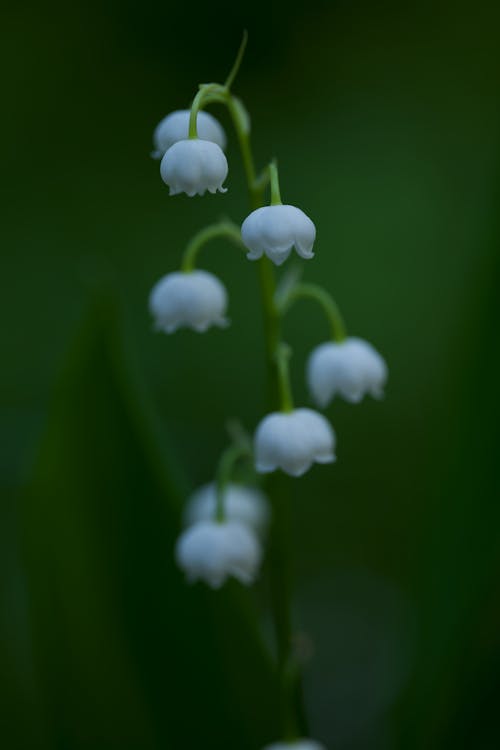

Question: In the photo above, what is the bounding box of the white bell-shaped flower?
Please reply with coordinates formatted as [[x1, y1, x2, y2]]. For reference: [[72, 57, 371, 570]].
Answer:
[[149, 270, 228, 333], [241, 205, 316, 266], [160, 138, 228, 197], [175, 519, 262, 588], [307, 337, 388, 406], [183, 483, 270, 536], [152, 110, 227, 159], [255, 408, 335, 477], [263, 741, 327, 750]]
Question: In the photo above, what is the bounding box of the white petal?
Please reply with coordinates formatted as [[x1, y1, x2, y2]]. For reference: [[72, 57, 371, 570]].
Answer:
[[241, 205, 316, 266], [290, 206, 316, 259], [160, 139, 228, 198], [175, 520, 261, 588], [269, 247, 293, 266], [153, 110, 227, 157], [254, 409, 335, 477], [307, 338, 387, 406], [149, 270, 228, 334], [246, 249, 263, 261], [255, 458, 278, 474], [183, 483, 270, 535]]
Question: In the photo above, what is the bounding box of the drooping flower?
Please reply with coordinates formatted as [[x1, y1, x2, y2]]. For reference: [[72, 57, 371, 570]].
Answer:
[[152, 110, 227, 159], [175, 519, 262, 588], [254, 408, 335, 477], [160, 138, 228, 196], [241, 205, 316, 266], [262, 740, 327, 750], [183, 483, 270, 536], [149, 270, 228, 333], [307, 337, 388, 406]]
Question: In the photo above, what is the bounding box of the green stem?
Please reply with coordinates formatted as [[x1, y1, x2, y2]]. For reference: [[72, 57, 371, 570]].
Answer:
[[224, 89, 304, 740], [188, 88, 204, 139], [186, 61, 304, 735], [188, 83, 226, 139], [282, 282, 347, 342], [226, 95, 260, 204], [275, 344, 294, 412], [181, 220, 244, 272], [269, 160, 283, 206], [256, 259, 281, 406], [224, 96, 282, 402], [215, 442, 251, 522], [267, 473, 300, 740], [224, 30, 248, 90]]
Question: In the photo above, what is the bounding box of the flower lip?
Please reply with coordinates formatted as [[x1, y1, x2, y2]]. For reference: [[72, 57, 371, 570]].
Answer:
[[160, 138, 228, 197], [183, 483, 270, 536], [254, 408, 335, 477], [307, 337, 388, 407], [175, 519, 262, 589], [149, 269, 228, 334], [152, 109, 227, 159], [241, 204, 316, 266]]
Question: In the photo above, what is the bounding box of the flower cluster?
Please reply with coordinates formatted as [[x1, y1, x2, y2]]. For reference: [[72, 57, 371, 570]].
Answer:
[[148, 39, 387, 750], [150, 99, 387, 579]]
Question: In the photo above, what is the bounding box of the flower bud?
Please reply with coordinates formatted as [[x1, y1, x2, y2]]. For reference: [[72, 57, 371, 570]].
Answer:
[[307, 337, 388, 406], [149, 270, 228, 333], [254, 408, 335, 477], [241, 205, 316, 266], [152, 110, 226, 159], [183, 483, 270, 536], [160, 138, 228, 197], [175, 520, 262, 588]]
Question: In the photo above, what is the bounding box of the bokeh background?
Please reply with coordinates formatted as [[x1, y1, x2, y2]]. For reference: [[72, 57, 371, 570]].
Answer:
[[2, 0, 500, 748]]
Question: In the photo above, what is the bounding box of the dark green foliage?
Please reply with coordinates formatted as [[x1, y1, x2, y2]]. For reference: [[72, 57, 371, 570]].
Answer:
[[17, 299, 280, 750]]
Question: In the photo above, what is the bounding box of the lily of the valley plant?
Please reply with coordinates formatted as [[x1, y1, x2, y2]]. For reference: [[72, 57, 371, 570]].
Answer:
[[148, 33, 387, 750]]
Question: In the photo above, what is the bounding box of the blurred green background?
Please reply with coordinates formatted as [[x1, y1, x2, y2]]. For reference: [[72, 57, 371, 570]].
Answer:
[[2, 0, 500, 748]]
